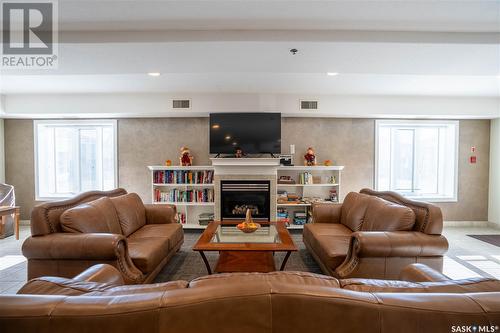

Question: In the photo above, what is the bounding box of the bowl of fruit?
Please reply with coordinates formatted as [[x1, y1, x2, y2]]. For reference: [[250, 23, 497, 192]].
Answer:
[[237, 221, 261, 233], [237, 209, 261, 233]]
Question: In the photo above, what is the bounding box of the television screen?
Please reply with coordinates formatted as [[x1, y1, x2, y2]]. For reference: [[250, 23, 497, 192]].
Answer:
[[209, 113, 281, 155]]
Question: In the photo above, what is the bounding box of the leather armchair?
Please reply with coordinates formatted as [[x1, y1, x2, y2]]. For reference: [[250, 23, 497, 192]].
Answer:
[[1, 264, 499, 333], [304, 188, 448, 279], [22, 189, 183, 284]]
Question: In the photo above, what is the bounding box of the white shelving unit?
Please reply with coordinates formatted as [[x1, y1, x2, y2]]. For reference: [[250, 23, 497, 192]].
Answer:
[[148, 165, 215, 229], [148, 164, 344, 231], [277, 165, 344, 229]]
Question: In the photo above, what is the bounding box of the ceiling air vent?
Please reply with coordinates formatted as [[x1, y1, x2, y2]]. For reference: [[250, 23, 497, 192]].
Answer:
[[172, 99, 191, 109], [300, 100, 318, 110]]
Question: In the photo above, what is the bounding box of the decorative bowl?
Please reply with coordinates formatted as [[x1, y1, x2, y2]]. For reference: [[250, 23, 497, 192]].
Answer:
[[237, 222, 261, 233]]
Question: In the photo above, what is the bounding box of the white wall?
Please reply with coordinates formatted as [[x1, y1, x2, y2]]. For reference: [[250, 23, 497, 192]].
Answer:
[[3, 93, 500, 119], [489, 118, 500, 225]]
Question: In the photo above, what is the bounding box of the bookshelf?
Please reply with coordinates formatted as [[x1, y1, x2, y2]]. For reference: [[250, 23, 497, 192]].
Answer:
[[148, 166, 215, 229], [276, 165, 344, 229], [148, 164, 343, 230]]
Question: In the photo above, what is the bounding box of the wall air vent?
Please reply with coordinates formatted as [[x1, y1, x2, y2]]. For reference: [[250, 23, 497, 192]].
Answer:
[[300, 100, 318, 110], [172, 99, 191, 109]]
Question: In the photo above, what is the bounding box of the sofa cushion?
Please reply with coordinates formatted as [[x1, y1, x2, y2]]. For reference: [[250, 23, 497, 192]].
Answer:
[[340, 192, 416, 232], [304, 224, 350, 270], [17, 277, 114, 296], [128, 224, 183, 251], [303, 223, 352, 238], [127, 238, 169, 274], [340, 192, 370, 231], [60, 197, 122, 234], [86, 281, 188, 296], [313, 235, 350, 270], [190, 271, 340, 289], [110, 193, 146, 237], [340, 277, 500, 293], [362, 197, 415, 231]]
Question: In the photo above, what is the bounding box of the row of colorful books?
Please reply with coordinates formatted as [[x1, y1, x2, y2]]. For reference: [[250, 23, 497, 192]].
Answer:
[[154, 188, 214, 203], [153, 170, 214, 184]]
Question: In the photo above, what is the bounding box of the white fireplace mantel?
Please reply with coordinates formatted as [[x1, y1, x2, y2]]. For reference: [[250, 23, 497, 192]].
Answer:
[[210, 157, 281, 175]]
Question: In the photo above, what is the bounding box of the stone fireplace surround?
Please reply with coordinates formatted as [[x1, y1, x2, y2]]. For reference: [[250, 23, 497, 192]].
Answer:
[[212, 158, 279, 221]]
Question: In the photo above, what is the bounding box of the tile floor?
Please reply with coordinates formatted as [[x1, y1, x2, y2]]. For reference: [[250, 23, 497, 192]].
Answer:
[[0, 225, 499, 294]]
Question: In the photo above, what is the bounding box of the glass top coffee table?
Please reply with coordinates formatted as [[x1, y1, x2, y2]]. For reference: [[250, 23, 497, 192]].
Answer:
[[193, 221, 297, 274]]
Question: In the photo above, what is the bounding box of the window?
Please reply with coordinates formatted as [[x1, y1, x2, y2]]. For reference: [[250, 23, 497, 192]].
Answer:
[[34, 120, 117, 200], [375, 120, 458, 202]]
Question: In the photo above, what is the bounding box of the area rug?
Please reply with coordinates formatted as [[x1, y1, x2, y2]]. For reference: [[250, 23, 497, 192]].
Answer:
[[154, 230, 322, 282], [468, 234, 500, 248]]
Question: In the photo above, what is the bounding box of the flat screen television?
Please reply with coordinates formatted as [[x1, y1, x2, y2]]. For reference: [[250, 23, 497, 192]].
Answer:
[[209, 113, 281, 155]]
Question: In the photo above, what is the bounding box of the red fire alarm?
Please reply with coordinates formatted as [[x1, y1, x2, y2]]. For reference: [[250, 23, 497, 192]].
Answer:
[[470, 156, 477, 164]]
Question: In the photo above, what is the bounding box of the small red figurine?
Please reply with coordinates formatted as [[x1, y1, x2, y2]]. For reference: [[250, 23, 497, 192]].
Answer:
[[234, 147, 244, 158], [179, 146, 193, 166], [304, 147, 317, 166]]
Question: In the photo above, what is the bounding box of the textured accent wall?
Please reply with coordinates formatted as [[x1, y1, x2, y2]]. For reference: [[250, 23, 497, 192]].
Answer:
[[281, 118, 375, 202], [4, 120, 38, 219], [5, 118, 490, 221], [118, 118, 210, 203], [438, 119, 490, 221]]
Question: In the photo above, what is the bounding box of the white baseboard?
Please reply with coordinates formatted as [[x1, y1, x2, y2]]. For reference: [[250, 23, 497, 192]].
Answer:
[[444, 221, 500, 229]]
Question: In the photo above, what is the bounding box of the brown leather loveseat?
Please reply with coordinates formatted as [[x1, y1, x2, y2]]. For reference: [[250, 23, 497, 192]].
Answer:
[[22, 189, 183, 284], [1, 263, 499, 333], [304, 188, 448, 279]]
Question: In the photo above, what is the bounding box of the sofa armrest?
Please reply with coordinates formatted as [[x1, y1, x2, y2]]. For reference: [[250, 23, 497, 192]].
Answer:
[[22, 233, 126, 260], [17, 265, 123, 296], [399, 263, 450, 282], [144, 204, 177, 224], [311, 203, 342, 223], [73, 264, 124, 286], [350, 231, 449, 257]]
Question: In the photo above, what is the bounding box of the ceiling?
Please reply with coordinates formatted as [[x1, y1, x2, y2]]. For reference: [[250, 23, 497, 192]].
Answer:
[[1, 0, 499, 96]]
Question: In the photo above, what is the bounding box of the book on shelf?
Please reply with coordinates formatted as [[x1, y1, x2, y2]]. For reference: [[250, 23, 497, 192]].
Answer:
[[154, 188, 214, 203], [176, 212, 186, 224], [153, 170, 214, 184], [277, 208, 290, 225], [299, 172, 313, 185], [198, 212, 214, 226]]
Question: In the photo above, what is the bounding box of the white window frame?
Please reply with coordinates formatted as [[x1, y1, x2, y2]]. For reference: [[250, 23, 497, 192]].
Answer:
[[34, 119, 118, 201], [374, 119, 459, 202]]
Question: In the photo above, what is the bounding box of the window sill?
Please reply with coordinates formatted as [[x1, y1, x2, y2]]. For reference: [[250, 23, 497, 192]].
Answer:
[[404, 196, 458, 203], [36, 196, 73, 202]]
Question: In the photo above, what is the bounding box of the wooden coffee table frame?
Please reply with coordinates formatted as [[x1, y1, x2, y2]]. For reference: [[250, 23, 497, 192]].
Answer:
[[193, 221, 297, 274]]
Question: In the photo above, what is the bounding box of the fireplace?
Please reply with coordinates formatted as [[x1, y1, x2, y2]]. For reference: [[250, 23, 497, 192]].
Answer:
[[220, 180, 271, 221]]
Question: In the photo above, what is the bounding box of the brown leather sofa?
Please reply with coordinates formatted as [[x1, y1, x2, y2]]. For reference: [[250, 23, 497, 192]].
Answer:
[[22, 189, 183, 284], [1, 263, 499, 333], [304, 188, 448, 279]]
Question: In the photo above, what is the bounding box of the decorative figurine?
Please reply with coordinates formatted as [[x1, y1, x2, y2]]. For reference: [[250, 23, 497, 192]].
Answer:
[[234, 147, 244, 158], [304, 147, 317, 166], [165, 159, 172, 166], [179, 146, 193, 166]]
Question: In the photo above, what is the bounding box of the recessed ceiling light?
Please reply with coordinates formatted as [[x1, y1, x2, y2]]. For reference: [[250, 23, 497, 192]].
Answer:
[[148, 72, 161, 77], [327, 72, 339, 76], [212, 124, 220, 129]]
